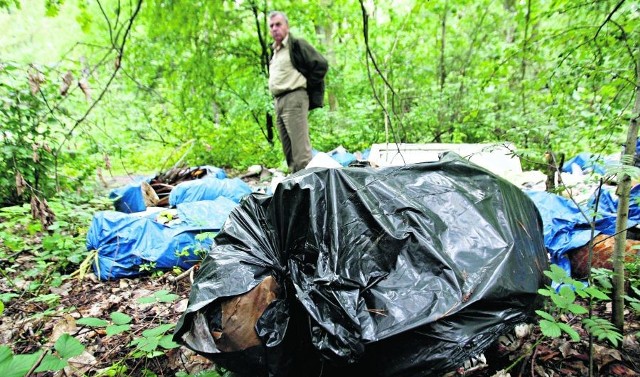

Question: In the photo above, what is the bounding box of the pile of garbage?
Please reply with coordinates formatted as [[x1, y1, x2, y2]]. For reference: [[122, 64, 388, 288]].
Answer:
[[84, 142, 640, 374], [87, 165, 254, 280], [173, 153, 549, 376]]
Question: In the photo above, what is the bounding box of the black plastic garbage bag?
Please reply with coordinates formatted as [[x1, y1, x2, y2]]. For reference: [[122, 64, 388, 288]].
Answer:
[[174, 152, 549, 376]]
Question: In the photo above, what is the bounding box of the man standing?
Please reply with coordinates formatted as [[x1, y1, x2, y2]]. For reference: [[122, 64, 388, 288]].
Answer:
[[268, 11, 328, 173]]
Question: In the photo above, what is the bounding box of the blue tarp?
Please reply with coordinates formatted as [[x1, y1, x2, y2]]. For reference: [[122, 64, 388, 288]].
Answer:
[[168, 177, 253, 206], [108, 166, 227, 213], [329, 148, 357, 167], [87, 197, 238, 280], [526, 186, 640, 274], [109, 177, 150, 213], [525, 191, 598, 271], [561, 153, 607, 175], [313, 147, 364, 167], [587, 184, 640, 235], [562, 139, 640, 174]]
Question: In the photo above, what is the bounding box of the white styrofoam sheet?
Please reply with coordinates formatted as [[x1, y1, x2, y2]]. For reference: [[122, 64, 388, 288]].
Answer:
[[368, 143, 523, 178]]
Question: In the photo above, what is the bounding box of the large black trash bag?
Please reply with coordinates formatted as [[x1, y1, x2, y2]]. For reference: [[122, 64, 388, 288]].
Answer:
[[174, 152, 549, 376]]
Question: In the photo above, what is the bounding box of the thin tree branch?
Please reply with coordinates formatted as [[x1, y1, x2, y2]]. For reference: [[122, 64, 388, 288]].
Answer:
[[53, 0, 143, 190], [593, 0, 626, 41], [96, 0, 114, 45], [359, 0, 404, 163]]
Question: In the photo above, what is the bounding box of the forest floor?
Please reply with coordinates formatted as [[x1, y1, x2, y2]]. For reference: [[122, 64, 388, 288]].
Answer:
[[2, 169, 640, 376], [2, 264, 640, 376]]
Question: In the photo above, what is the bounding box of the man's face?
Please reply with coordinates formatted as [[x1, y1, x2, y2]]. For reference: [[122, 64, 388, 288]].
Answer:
[[269, 14, 289, 45]]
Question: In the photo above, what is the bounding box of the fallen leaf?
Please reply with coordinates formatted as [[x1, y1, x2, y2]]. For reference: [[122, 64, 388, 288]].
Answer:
[[64, 349, 96, 375], [78, 77, 91, 101], [28, 70, 45, 95], [623, 334, 640, 352], [60, 70, 74, 96], [50, 314, 77, 344], [15, 171, 26, 196], [593, 343, 622, 364], [600, 362, 639, 376]]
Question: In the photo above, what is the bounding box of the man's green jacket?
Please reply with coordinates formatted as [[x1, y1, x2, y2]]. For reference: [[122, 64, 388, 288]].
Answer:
[[288, 35, 329, 110]]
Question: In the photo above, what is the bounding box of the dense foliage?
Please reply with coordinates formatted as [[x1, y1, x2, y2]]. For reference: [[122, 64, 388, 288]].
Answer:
[[1, 2, 640, 375], [1, 0, 638, 205]]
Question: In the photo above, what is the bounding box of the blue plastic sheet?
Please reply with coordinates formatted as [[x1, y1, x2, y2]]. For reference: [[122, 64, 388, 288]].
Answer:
[[198, 165, 228, 180], [177, 198, 238, 231], [108, 177, 150, 213], [525, 191, 596, 270], [526, 186, 640, 269], [361, 148, 370, 160], [329, 148, 357, 167], [108, 166, 227, 213], [561, 152, 623, 175], [87, 197, 238, 280], [587, 185, 640, 235], [169, 177, 253, 206]]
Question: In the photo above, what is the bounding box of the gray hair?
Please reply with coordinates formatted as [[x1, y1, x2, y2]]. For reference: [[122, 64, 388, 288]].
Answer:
[[268, 11, 289, 25]]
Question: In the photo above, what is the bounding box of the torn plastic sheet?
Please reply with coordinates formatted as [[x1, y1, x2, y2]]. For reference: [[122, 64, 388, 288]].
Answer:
[[174, 152, 549, 376]]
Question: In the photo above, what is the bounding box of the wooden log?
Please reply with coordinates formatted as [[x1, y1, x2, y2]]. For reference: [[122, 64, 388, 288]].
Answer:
[[567, 233, 640, 279]]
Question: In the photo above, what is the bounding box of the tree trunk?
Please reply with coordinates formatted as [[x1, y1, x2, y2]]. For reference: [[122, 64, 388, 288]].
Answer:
[[435, 5, 447, 142], [544, 150, 557, 192], [612, 56, 640, 331], [520, 0, 531, 120], [318, 1, 337, 111]]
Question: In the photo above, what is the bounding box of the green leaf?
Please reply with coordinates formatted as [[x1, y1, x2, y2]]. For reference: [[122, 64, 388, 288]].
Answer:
[[76, 317, 109, 327], [28, 293, 60, 305], [0, 301, 3, 315], [0, 348, 42, 377], [605, 333, 620, 347], [584, 286, 609, 300], [34, 354, 67, 372], [110, 312, 132, 325], [583, 317, 622, 347], [0, 347, 11, 365], [157, 293, 179, 303], [558, 285, 576, 302], [133, 336, 160, 353], [158, 334, 180, 349], [567, 303, 588, 315], [0, 293, 18, 303], [546, 264, 570, 283], [539, 319, 562, 338], [550, 292, 571, 308], [557, 322, 580, 341], [535, 310, 555, 322], [151, 289, 169, 298], [54, 334, 84, 359], [137, 297, 157, 304], [143, 323, 175, 337], [136, 290, 179, 304], [537, 288, 553, 297], [147, 350, 164, 358], [106, 324, 131, 336]]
